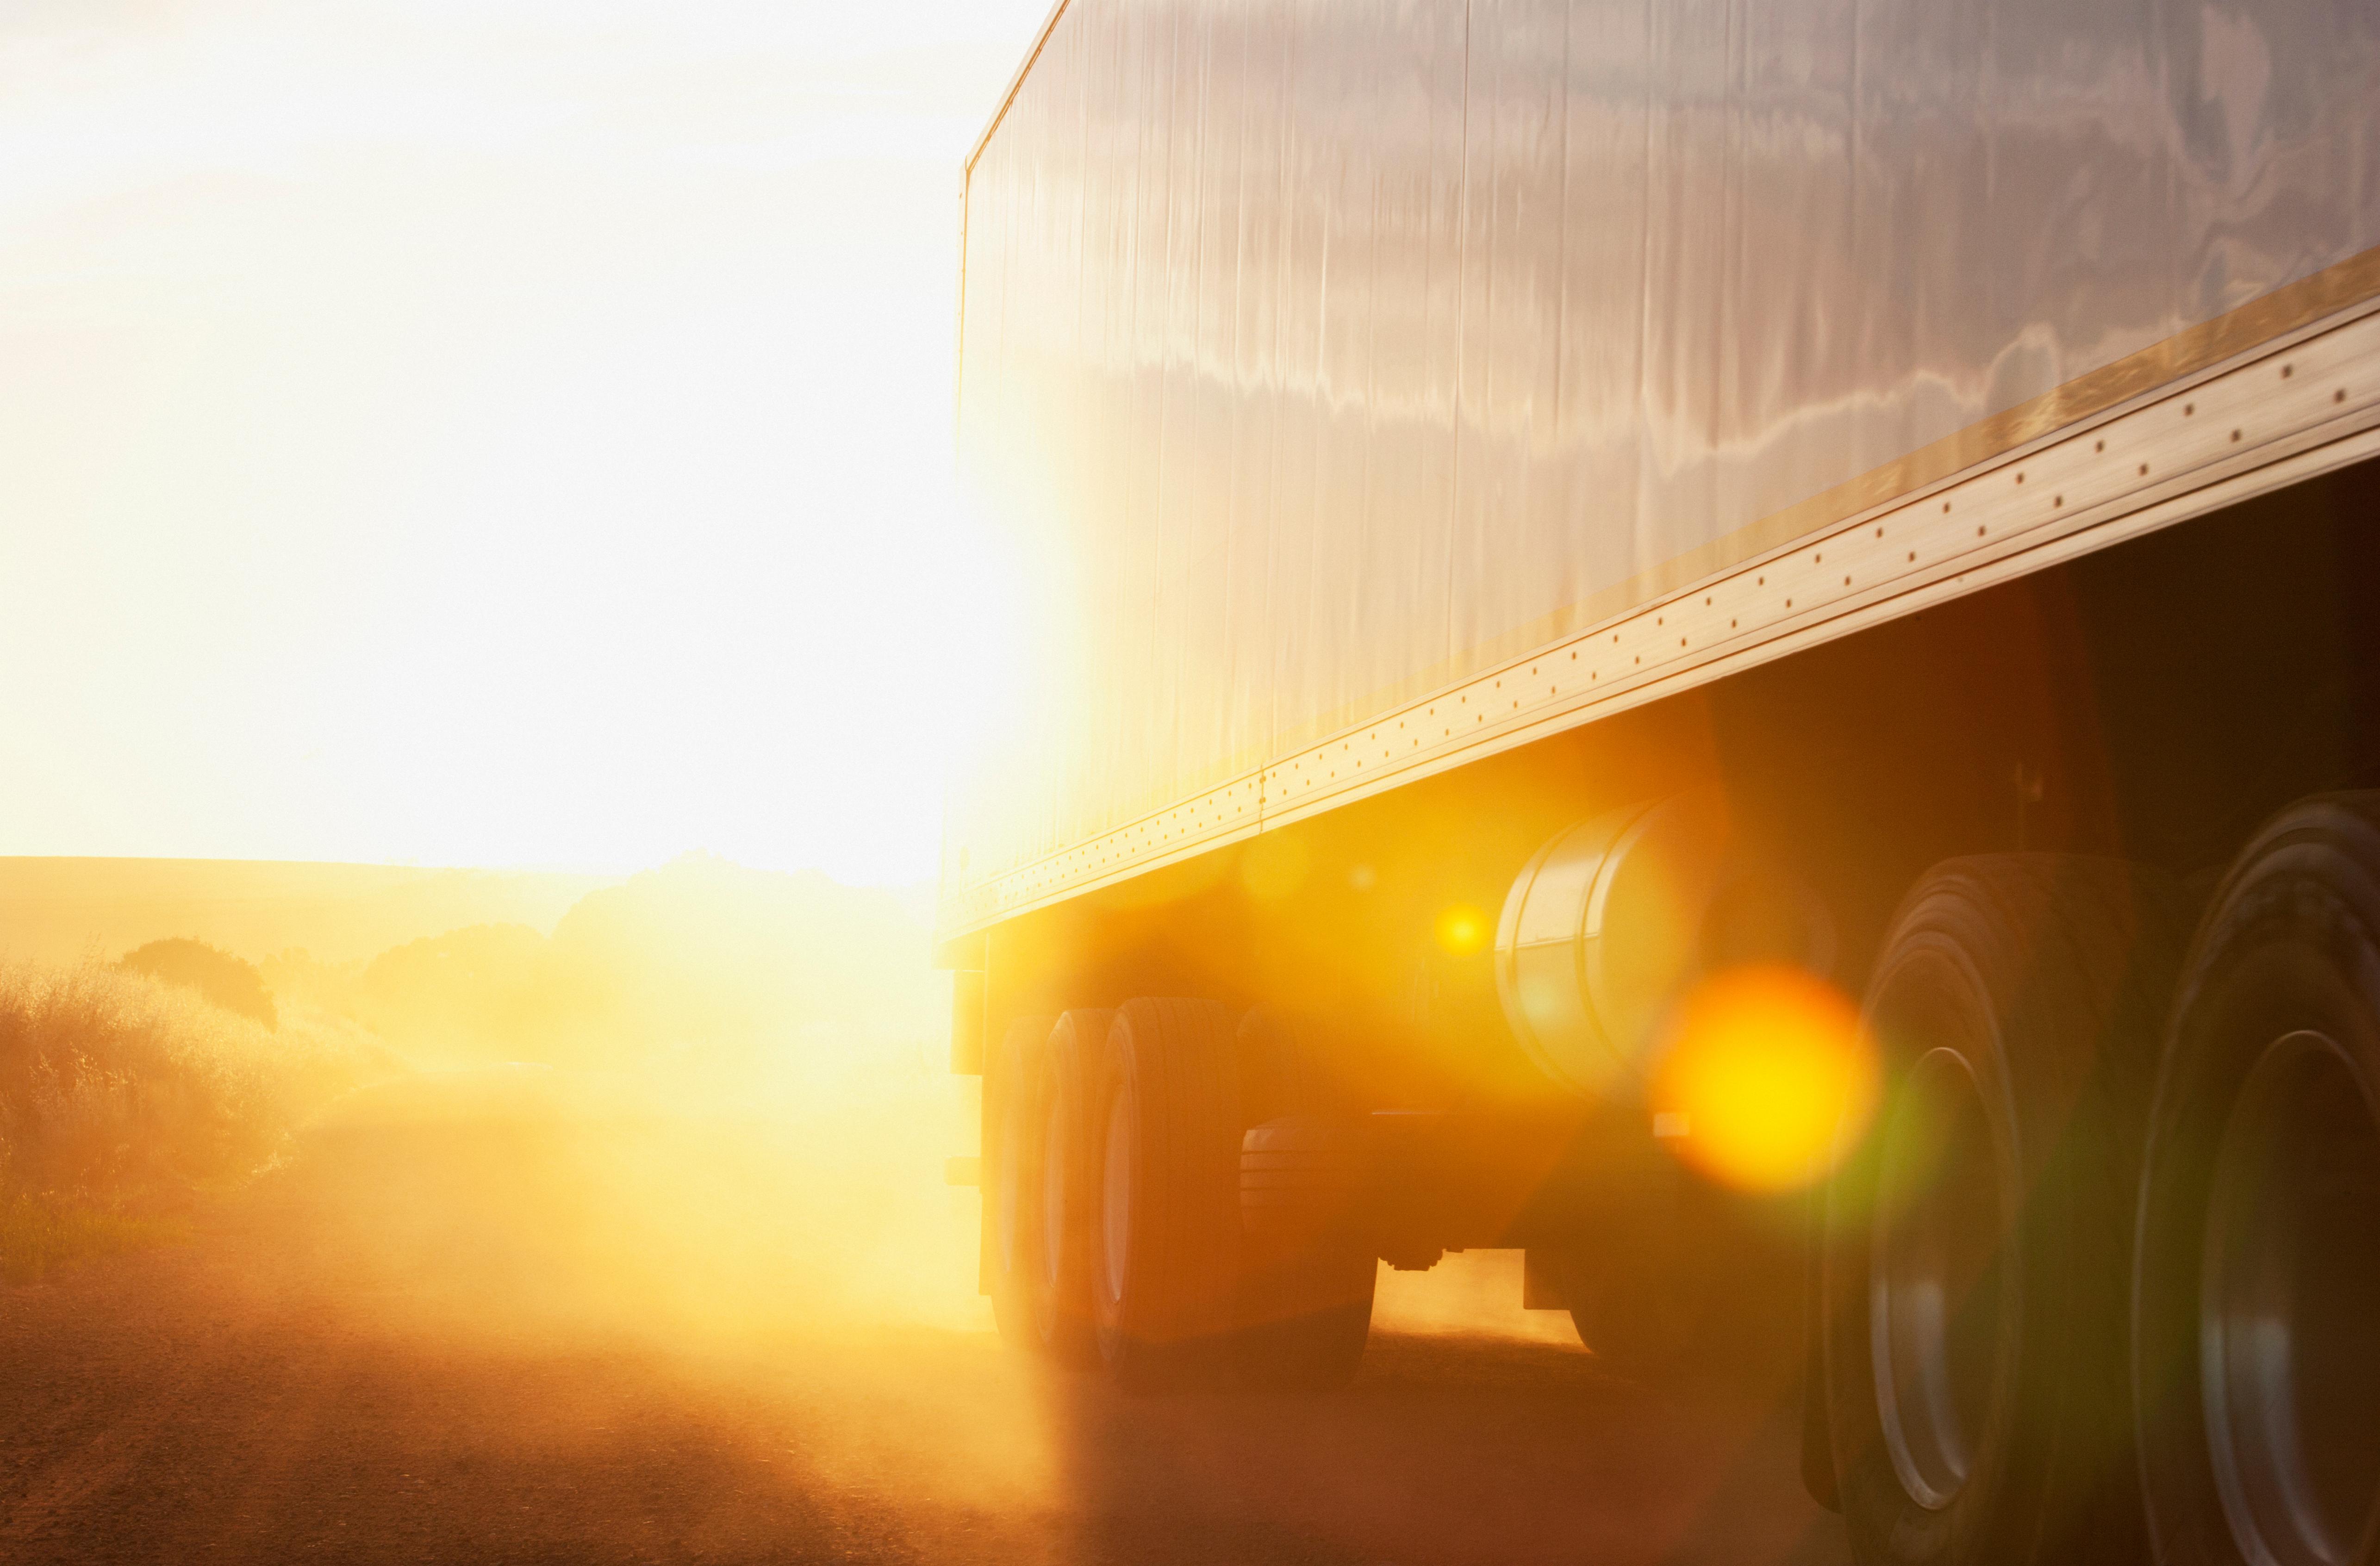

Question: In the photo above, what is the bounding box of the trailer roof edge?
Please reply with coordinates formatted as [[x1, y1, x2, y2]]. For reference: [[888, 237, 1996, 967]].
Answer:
[[965, 0, 1076, 184]]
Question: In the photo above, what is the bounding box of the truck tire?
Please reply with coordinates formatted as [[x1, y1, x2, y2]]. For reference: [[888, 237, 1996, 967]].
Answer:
[[1563, 1209, 1713, 1386], [1820, 855, 2183, 1566], [1232, 1006, 1373, 1389], [1236, 1115, 1375, 1391], [1089, 998, 1244, 1392], [987, 1014, 1055, 1351], [2133, 796, 2380, 1566], [1034, 1007, 1112, 1364]]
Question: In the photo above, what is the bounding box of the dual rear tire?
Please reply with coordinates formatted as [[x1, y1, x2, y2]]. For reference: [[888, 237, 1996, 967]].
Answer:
[[2133, 798, 2380, 1566], [1088, 998, 1246, 1389], [1819, 855, 2185, 1566], [1825, 810, 2380, 1566], [987, 1009, 1107, 1363], [988, 998, 1374, 1393]]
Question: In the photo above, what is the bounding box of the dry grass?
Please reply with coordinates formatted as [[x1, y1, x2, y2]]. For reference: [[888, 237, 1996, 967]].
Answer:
[[0, 959, 397, 1280], [0, 1191, 188, 1284]]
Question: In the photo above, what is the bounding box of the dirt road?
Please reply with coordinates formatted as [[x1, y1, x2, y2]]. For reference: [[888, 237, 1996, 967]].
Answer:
[[0, 1074, 1850, 1565]]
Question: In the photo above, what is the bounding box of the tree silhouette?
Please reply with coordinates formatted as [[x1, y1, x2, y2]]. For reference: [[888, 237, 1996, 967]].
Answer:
[[117, 938, 278, 1029]]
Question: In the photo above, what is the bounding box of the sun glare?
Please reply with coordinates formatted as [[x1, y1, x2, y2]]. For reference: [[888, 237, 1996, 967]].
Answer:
[[0, 0, 1049, 883], [1651, 963, 1877, 1193]]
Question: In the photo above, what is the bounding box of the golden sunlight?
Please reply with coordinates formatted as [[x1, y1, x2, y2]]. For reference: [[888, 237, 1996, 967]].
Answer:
[[1240, 831, 1312, 901], [0, 0, 1044, 884], [15, 0, 2309, 1558]]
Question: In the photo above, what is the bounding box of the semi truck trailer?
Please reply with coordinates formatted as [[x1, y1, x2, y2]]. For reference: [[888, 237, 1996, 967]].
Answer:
[[937, 4, 2380, 1563]]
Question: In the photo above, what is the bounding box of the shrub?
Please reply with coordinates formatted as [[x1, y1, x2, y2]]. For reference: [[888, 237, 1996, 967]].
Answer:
[[0, 960, 395, 1276], [117, 938, 278, 1029]]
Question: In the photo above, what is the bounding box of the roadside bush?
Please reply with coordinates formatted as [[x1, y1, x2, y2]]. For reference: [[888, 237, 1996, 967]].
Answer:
[[0, 960, 395, 1278], [118, 938, 278, 1028]]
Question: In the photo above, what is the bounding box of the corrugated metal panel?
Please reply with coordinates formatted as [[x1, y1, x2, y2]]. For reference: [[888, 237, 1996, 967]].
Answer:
[[942, 0, 2380, 941]]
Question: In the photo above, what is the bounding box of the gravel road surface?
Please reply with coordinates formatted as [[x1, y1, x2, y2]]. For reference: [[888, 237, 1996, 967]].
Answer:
[[0, 1074, 1851, 1565]]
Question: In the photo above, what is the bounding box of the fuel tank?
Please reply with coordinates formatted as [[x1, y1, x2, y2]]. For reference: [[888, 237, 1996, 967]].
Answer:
[[1493, 793, 1833, 1098]]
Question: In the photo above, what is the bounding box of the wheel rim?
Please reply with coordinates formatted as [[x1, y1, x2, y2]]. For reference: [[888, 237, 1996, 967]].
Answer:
[[2201, 1030, 2380, 1566], [1100, 1086, 1134, 1312], [1871, 1043, 2007, 1511]]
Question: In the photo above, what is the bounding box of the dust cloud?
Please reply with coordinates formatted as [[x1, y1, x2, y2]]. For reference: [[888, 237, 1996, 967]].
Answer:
[[4, 848, 1592, 1352], [2, 852, 1841, 1565]]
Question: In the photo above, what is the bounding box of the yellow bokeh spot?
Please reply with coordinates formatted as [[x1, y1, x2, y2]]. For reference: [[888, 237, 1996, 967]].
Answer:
[[1435, 903, 1489, 956], [1652, 963, 1876, 1192]]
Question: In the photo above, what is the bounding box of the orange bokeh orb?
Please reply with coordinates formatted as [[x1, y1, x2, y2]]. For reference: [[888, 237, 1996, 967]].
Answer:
[[1651, 962, 1876, 1192]]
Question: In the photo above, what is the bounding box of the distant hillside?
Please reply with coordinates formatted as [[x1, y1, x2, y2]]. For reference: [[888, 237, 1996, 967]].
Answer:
[[341, 854, 941, 1068], [0, 858, 622, 967]]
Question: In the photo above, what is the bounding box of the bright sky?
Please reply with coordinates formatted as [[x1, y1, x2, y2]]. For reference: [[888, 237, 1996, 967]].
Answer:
[[0, 0, 1051, 885]]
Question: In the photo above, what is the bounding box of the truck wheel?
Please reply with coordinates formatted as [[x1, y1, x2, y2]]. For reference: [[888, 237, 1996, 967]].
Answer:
[[1237, 1115, 1375, 1391], [1821, 855, 2183, 1566], [987, 1014, 1055, 1350], [1233, 1006, 1373, 1390], [1033, 1007, 1112, 1364], [1564, 1214, 1711, 1385], [1089, 998, 1244, 1392], [2134, 796, 2380, 1566]]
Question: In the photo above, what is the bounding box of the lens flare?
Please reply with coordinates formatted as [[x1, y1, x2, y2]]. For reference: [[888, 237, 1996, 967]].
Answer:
[[1651, 963, 1876, 1192], [1435, 903, 1489, 956]]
